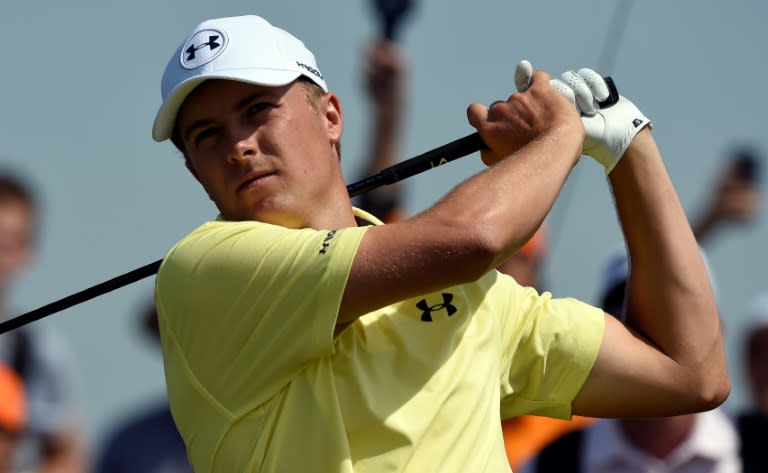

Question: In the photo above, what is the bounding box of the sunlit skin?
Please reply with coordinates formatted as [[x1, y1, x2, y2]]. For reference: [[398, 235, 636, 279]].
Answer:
[[177, 79, 354, 229]]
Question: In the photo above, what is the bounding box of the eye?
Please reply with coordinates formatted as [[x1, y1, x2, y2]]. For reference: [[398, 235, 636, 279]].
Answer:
[[247, 102, 273, 117], [192, 127, 221, 148]]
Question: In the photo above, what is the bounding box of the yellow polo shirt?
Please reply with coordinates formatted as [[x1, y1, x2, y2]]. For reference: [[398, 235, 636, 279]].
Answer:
[[155, 209, 604, 472]]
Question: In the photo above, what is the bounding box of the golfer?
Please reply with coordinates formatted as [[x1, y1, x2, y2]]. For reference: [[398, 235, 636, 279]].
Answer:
[[151, 14, 728, 472]]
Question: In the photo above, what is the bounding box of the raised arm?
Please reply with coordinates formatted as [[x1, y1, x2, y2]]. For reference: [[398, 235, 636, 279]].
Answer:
[[562, 70, 730, 417], [339, 69, 584, 322], [355, 39, 407, 222]]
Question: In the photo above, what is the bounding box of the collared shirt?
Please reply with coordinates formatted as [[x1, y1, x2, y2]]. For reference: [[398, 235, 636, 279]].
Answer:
[[156, 208, 605, 473], [583, 409, 741, 473]]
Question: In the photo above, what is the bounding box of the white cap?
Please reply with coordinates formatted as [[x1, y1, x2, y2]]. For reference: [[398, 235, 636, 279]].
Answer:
[[152, 15, 328, 142]]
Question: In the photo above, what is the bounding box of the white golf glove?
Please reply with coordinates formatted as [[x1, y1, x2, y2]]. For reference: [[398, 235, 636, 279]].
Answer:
[[516, 60, 651, 174]]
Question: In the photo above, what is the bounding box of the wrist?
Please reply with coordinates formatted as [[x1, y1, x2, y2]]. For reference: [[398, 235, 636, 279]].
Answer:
[[550, 122, 586, 165]]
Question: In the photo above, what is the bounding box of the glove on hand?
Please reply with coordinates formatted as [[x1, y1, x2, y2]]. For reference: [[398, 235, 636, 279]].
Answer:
[[515, 60, 652, 174]]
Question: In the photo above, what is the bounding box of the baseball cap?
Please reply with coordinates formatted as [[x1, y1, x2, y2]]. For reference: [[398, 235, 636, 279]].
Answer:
[[0, 363, 26, 433], [152, 15, 328, 142]]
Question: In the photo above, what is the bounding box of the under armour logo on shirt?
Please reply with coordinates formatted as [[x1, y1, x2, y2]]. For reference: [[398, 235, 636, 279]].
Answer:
[[417, 293, 457, 322], [319, 230, 337, 255]]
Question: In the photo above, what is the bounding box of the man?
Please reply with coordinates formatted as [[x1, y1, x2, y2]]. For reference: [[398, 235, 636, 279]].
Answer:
[[522, 251, 741, 473], [0, 172, 84, 473], [151, 15, 728, 472]]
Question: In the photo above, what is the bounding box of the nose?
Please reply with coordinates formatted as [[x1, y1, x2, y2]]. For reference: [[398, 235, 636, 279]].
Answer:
[[226, 130, 258, 165]]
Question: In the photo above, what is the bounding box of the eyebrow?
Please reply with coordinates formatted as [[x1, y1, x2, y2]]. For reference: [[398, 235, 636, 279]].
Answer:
[[181, 90, 278, 144]]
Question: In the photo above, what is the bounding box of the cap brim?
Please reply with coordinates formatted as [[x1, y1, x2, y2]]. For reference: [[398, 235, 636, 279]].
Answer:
[[152, 68, 304, 142]]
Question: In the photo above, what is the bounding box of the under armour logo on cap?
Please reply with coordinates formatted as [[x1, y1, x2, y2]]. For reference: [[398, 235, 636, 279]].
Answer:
[[180, 29, 228, 69]]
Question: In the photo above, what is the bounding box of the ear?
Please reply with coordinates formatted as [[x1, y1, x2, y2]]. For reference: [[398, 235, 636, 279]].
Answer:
[[321, 92, 343, 151]]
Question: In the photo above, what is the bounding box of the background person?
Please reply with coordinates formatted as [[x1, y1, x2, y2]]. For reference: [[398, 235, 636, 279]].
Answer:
[[0, 171, 86, 473], [353, 39, 407, 223]]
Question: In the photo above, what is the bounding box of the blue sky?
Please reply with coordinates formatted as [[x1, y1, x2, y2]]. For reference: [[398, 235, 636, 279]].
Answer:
[[2, 0, 767, 450]]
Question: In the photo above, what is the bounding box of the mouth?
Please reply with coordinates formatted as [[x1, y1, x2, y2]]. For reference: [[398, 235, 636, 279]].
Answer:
[[237, 171, 275, 193]]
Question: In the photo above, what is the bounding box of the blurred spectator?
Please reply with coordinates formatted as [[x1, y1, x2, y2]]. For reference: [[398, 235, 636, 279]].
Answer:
[[520, 250, 741, 473], [0, 170, 85, 472], [736, 292, 768, 473], [0, 362, 26, 473], [93, 299, 192, 473], [353, 39, 407, 223], [693, 146, 762, 245]]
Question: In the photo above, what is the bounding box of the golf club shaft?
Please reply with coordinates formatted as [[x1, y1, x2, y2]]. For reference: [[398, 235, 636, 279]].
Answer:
[[0, 132, 485, 334]]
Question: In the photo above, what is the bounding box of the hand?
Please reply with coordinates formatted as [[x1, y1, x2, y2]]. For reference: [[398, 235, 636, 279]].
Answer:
[[517, 62, 652, 174], [712, 161, 761, 222], [467, 62, 583, 166], [701, 157, 761, 227]]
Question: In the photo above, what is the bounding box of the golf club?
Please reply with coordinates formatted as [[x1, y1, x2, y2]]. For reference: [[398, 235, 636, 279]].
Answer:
[[0, 76, 620, 335], [0, 131, 485, 335]]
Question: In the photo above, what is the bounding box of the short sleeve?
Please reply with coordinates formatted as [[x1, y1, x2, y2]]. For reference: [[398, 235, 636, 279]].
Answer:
[[493, 275, 605, 420], [155, 220, 368, 410]]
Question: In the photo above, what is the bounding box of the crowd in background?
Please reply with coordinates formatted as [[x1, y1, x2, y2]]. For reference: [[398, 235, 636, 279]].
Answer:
[[1, 11, 767, 473]]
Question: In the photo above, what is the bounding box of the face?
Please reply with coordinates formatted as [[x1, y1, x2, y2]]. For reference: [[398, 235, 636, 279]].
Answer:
[[0, 199, 33, 290], [176, 79, 347, 228]]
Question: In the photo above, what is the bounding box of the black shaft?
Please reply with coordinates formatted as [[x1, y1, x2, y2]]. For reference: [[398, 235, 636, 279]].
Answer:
[[0, 132, 485, 334]]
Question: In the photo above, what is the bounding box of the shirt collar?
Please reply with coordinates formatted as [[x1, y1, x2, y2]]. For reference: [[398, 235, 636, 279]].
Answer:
[[352, 207, 384, 226], [213, 207, 384, 226]]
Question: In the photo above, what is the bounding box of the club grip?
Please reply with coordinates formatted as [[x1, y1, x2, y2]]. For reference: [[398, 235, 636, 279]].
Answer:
[[599, 76, 620, 108]]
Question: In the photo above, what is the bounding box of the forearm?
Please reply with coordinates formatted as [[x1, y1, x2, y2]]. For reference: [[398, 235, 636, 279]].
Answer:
[[609, 129, 728, 396], [423, 124, 582, 267], [343, 69, 584, 320]]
